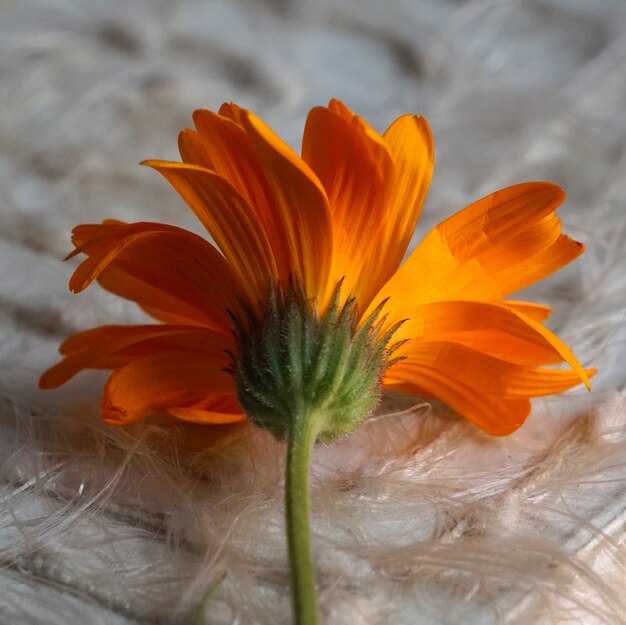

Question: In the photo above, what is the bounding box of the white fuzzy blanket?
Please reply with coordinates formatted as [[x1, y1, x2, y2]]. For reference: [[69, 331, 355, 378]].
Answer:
[[0, 1, 625, 623]]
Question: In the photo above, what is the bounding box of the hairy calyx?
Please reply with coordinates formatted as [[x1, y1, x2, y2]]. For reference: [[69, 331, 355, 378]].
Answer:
[[230, 280, 404, 444]]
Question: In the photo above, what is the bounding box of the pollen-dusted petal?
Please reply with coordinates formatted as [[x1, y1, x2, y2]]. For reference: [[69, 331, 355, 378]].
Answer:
[[384, 342, 595, 435], [395, 301, 590, 388], [302, 100, 396, 306], [237, 110, 334, 302], [141, 161, 277, 308], [382, 113, 434, 270], [180, 113, 291, 283], [102, 351, 237, 425], [68, 221, 238, 331], [368, 182, 581, 322], [39, 325, 232, 389]]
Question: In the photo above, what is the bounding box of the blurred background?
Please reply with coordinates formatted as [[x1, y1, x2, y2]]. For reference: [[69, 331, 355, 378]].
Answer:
[[1, 1, 625, 624]]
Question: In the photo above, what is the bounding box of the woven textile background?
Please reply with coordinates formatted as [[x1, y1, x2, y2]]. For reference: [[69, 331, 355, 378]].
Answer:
[[1, 1, 625, 623]]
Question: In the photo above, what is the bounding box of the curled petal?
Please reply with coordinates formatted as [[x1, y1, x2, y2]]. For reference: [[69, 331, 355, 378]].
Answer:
[[102, 351, 239, 425], [39, 325, 233, 389], [168, 403, 244, 425], [395, 300, 590, 388], [386, 366, 532, 436], [385, 341, 596, 435], [68, 221, 238, 331]]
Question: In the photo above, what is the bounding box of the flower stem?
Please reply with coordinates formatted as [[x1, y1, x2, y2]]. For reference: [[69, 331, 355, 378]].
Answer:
[[285, 409, 321, 625]]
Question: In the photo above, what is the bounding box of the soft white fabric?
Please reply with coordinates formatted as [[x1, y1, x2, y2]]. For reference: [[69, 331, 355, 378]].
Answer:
[[0, 1, 625, 623]]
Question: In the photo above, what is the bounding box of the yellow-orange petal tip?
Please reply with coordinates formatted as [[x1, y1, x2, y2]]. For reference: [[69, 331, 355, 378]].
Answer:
[[585, 368, 598, 391]]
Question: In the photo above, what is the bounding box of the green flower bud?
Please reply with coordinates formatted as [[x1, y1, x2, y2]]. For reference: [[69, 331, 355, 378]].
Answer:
[[229, 280, 404, 444]]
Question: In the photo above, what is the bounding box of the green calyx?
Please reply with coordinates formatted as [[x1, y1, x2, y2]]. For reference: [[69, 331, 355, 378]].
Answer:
[[229, 280, 404, 444]]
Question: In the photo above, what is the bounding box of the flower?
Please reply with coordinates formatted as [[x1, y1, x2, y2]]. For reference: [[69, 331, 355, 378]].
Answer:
[[40, 99, 593, 436]]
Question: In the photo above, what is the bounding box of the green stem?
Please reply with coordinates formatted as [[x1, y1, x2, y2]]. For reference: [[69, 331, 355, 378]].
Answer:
[[285, 410, 320, 625]]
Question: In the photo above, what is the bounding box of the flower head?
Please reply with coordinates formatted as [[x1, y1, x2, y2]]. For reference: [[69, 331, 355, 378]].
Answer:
[[40, 100, 593, 437]]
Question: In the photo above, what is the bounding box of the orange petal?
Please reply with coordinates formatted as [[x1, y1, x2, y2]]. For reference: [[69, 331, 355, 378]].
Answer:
[[369, 182, 583, 321], [384, 342, 595, 435], [501, 300, 552, 322], [95, 267, 216, 327], [302, 100, 396, 307], [177, 128, 216, 170], [168, 394, 244, 424], [69, 219, 126, 251], [394, 301, 590, 388], [102, 350, 237, 425], [179, 113, 292, 283], [237, 110, 334, 303], [39, 325, 232, 389], [438, 182, 565, 248], [167, 407, 245, 425], [382, 113, 434, 272], [141, 161, 277, 309], [385, 364, 532, 436], [68, 221, 238, 331], [180, 116, 260, 205]]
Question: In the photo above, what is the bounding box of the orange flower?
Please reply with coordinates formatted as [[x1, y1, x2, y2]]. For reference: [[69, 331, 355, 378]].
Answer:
[[40, 100, 593, 435]]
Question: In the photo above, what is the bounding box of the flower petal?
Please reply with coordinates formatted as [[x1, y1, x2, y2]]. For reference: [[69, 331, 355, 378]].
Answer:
[[382, 113, 434, 270], [179, 111, 292, 283], [501, 300, 552, 322], [385, 365, 532, 436], [391, 342, 594, 398], [68, 221, 238, 331], [167, 407, 244, 425], [141, 161, 277, 308], [69, 219, 126, 250], [177, 128, 216, 170], [39, 325, 232, 389], [237, 109, 334, 303], [385, 341, 595, 435], [102, 350, 238, 424], [394, 300, 590, 388], [369, 182, 583, 321], [301, 100, 396, 306], [167, 394, 244, 424]]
